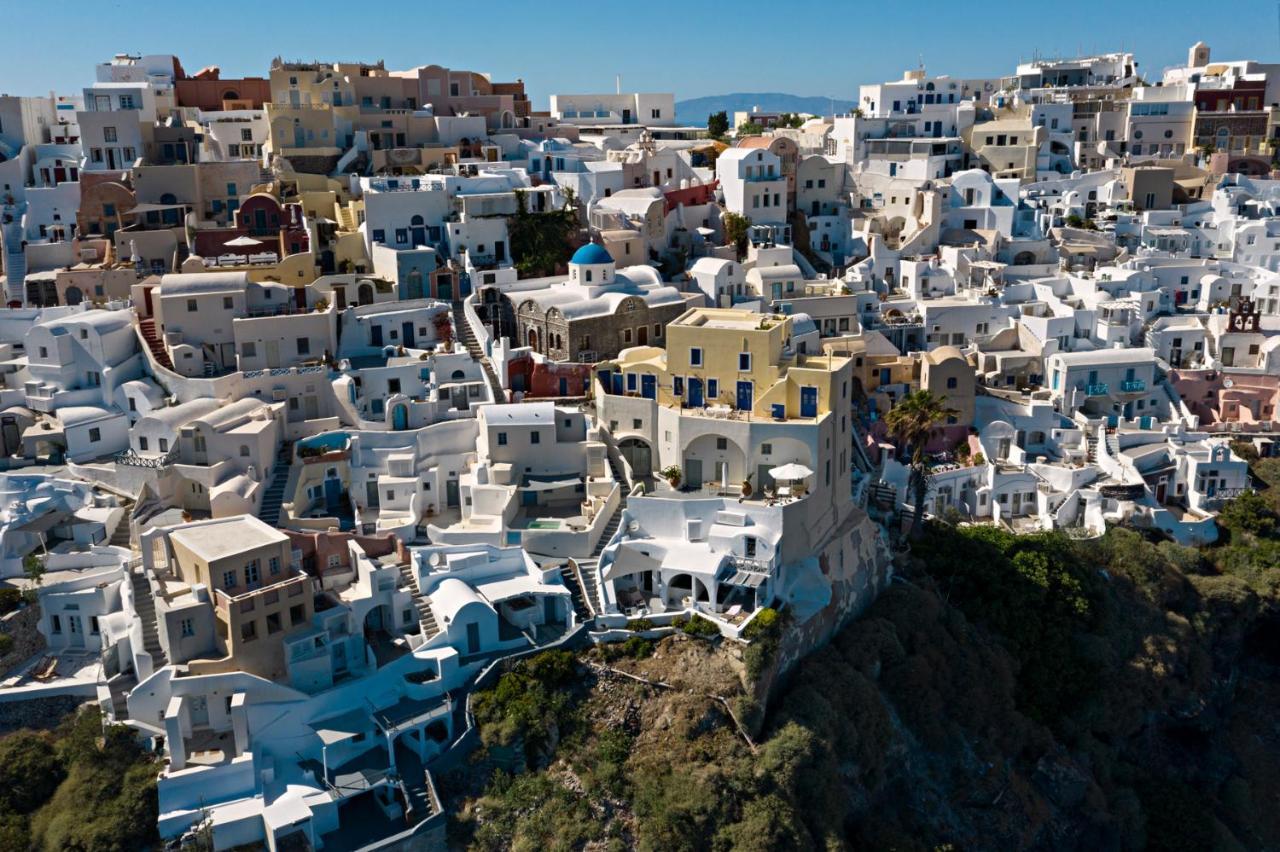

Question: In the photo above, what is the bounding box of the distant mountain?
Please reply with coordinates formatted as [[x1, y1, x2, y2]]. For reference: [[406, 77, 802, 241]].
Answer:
[[675, 92, 856, 125]]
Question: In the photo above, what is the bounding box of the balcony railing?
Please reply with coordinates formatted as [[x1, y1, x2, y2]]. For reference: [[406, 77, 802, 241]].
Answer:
[[1085, 383, 1109, 396], [1120, 379, 1146, 393]]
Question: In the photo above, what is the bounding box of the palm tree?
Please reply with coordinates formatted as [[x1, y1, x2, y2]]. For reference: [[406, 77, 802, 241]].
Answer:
[[883, 389, 957, 539]]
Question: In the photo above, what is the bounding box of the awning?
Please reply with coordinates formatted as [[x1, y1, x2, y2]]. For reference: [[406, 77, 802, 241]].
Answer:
[[724, 569, 769, 589], [521, 475, 582, 492], [310, 708, 369, 745]]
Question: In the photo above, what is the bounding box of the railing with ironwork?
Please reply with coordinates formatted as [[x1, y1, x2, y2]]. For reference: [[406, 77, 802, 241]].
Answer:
[[1120, 379, 1146, 393], [115, 447, 179, 469], [1084, 383, 1109, 396]]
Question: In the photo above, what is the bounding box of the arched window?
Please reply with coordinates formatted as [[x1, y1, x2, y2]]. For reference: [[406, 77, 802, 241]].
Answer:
[[451, 369, 465, 380], [410, 214, 424, 226], [160, 193, 177, 205]]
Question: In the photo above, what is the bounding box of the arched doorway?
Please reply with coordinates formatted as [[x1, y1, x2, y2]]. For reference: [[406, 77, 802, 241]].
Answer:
[[357, 282, 374, 305], [527, 328, 539, 352], [410, 215, 426, 247], [391, 404, 408, 431], [618, 437, 653, 477], [64, 286, 83, 305]]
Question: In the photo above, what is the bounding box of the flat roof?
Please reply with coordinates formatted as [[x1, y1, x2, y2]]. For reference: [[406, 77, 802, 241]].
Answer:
[[169, 515, 288, 561]]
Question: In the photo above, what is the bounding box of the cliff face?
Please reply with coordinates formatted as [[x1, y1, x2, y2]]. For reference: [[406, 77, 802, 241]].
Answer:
[[450, 463, 1280, 851]]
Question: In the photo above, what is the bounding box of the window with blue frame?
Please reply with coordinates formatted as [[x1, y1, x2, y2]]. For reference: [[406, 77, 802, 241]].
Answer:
[[707, 379, 719, 400], [673, 376, 684, 396], [626, 373, 637, 392], [226, 183, 237, 197], [689, 347, 702, 366], [372, 229, 386, 242]]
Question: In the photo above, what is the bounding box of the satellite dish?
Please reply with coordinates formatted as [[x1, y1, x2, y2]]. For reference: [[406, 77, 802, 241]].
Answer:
[[1223, 378, 1234, 389], [428, 553, 443, 567]]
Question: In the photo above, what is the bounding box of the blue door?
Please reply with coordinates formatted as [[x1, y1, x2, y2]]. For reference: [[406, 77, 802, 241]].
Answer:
[[597, 369, 612, 392], [641, 374, 656, 400], [521, 489, 538, 506], [392, 404, 408, 431], [438, 280, 452, 300], [370, 324, 383, 347], [736, 381, 753, 411], [688, 378, 704, 408], [559, 377, 569, 396], [611, 373, 625, 395], [800, 386, 818, 418], [402, 322, 415, 349], [324, 477, 343, 513]]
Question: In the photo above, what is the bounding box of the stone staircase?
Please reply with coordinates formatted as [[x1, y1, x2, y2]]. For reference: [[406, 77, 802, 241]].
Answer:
[[108, 506, 133, 551], [138, 318, 174, 370], [1085, 431, 1099, 464], [451, 301, 505, 402], [394, 741, 437, 824], [106, 672, 136, 722], [257, 443, 292, 526], [559, 560, 601, 622], [589, 505, 622, 560], [397, 562, 440, 640], [336, 204, 356, 233], [130, 570, 168, 668]]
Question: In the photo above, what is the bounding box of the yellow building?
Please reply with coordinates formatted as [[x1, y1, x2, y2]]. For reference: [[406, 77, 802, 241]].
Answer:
[[596, 308, 854, 508]]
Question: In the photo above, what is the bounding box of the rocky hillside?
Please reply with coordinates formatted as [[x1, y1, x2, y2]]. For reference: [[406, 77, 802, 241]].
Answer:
[[446, 458, 1280, 851]]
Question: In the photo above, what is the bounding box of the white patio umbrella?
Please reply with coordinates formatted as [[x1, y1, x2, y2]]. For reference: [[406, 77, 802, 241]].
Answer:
[[225, 235, 263, 247], [768, 462, 813, 481]]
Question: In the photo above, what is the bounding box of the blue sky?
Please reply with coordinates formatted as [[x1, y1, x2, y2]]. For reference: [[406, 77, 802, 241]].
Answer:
[[2, 0, 1276, 106]]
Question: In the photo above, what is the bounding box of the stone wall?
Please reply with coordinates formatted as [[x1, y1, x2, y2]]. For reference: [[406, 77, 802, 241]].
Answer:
[[0, 604, 44, 675], [0, 694, 85, 734]]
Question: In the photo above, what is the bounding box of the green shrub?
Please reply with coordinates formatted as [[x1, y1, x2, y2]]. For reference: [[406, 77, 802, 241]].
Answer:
[[682, 614, 720, 638], [0, 587, 22, 615], [627, 618, 655, 632], [622, 636, 654, 659]]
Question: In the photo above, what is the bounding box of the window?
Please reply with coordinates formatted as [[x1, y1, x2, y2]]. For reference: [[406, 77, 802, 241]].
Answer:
[[761, 443, 772, 455], [244, 560, 260, 586], [269, 556, 280, 575], [531, 431, 541, 444], [497, 432, 508, 445], [651, 108, 662, 119], [103, 126, 117, 143], [387, 378, 400, 394], [223, 570, 237, 589], [241, 621, 257, 641], [158, 438, 169, 453], [946, 376, 957, 389], [689, 347, 703, 366], [266, 612, 282, 634], [738, 352, 751, 371], [226, 182, 238, 197], [242, 341, 257, 358], [180, 618, 194, 637], [653, 323, 662, 338], [223, 296, 234, 309], [297, 337, 311, 355], [716, 437, 728, 450], [395, 229, 408, 244], [88, 428, 101, 443], [290, 604, 305, 625], [372, 229, 386, 242], [187, 298, 198, 312]]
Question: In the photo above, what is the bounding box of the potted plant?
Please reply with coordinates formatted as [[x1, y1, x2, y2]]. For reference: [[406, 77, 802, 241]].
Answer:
[[740, 472, 754, 501], [660, 465, 682, 489]]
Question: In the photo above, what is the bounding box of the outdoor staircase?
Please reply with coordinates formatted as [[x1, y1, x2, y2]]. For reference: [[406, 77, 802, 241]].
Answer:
[[560, 560, 601, 622], [108, 502, 134, 551], [258, 166, 274, 186], [394, 741, 437, 825], [589, 507, 623, 559], [451, 301, 505, 402], [130, 570, 168, 668], [106, 673, 136, 722], [257, 443, 292, 526], [3, 219, 26, 302], [138, 318, 174, 370], [1085, 431, 1100, 464], [397, 562, 440, 640], [335, 205, 356, 232]]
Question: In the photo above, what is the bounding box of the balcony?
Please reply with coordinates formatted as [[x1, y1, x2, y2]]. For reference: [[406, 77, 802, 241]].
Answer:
[[1084, 383, 1109, 396], [1120, 379, 1146, 393]]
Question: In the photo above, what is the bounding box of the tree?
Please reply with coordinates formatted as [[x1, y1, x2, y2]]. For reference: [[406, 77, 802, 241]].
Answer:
[[722, 212, 751, 257], [736, 121, 764, 137], [508, 188, 578, 277], [883, 389, 957, 538], [706, 111, 729, 138]]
